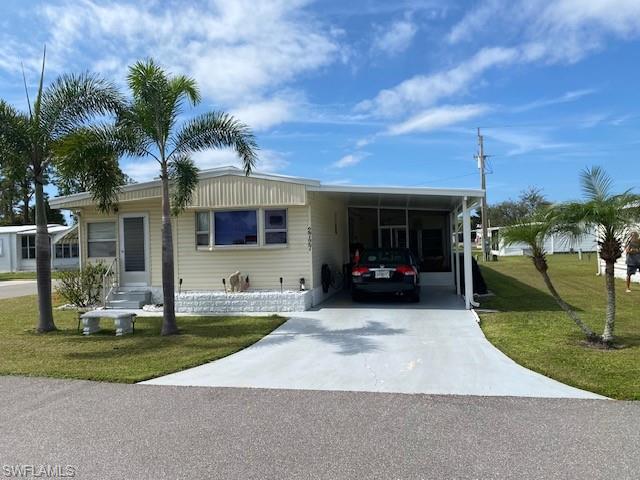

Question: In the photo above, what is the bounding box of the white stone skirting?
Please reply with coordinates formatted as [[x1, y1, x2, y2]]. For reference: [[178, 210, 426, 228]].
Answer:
[[175, 290, 313, 313]]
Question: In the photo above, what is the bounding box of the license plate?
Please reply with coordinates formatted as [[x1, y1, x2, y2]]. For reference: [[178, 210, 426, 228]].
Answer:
[[375, 270, 391, 279]]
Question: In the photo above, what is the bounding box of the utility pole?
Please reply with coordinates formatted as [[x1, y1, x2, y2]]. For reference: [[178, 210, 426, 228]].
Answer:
[[476, 127, 490, 262]]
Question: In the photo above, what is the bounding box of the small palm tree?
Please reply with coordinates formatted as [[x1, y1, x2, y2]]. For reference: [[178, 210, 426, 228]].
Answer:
[[0, 50, 123, 332], [502, 213, 598, 341], [557, 167, 640, 344], [107, 59, 257, 335]]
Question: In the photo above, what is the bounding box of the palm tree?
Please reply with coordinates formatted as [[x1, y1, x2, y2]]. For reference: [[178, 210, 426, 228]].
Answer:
[[502, 213, 598, 341], [0, 50, 123, 332], [557, 167, 640, 344], [110, 59, 257, 335]]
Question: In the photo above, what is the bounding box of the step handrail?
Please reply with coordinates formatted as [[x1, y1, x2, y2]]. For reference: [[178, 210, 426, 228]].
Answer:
[[102, 258, 119, 307]]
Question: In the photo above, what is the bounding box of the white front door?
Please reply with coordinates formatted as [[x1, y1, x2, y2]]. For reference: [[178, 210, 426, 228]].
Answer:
[[119, 213, 149, 286]]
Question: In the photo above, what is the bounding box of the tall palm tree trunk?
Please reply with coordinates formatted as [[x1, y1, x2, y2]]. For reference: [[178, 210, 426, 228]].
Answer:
[[537, 265, 597, 340], [160, 165, 178, 335], [602, 260, 616, 343], [21, 181, 31, 224], [34, 174, 55, 332]]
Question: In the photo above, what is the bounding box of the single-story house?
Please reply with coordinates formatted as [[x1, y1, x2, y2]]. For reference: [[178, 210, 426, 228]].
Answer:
[[0, 224, 79, 273], [476, 225, 598, 257], [49, 166, 484, 311]]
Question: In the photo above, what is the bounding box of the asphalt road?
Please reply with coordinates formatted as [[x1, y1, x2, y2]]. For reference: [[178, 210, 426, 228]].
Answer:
[[0, 377, 638, 479]]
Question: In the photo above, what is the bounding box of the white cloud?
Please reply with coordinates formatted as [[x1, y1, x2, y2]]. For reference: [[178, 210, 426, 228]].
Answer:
[[121, 158, 161, 182], [32, 0, 342, 105], [356, 0, 640, 124], [447, 0, 508, 44], [355, 136, 375, 148], [230, 94, 298, 132], [513, 88, 596, 112], [356, 47, 517, 117], [387, 104, 489, 136], [483, 128, 575, 156], [447, 0, 640, 62], [192, 148, 290, 173], [124, 148, 289, 182], [332, 152, 370, 168], [372, 18, 417, 55]]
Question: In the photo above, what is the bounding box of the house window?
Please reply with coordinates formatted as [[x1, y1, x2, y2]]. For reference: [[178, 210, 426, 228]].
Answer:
[[87, 222, 116, 257], [196, 212, 210, 246], [55, 242, 79, 259], [21, 235, 36, 259], [264, 209, 287, 244], [214, 210, 258, 246]]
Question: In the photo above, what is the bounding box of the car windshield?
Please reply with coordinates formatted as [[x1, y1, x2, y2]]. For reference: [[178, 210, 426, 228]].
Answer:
[[360, 249, 410, 266]]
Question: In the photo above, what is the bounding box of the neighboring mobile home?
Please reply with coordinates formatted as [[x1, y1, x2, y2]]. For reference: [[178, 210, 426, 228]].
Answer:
[[0, 224, 79, 272], [476, 225, 599, 257], [49, 166, 484, 311]]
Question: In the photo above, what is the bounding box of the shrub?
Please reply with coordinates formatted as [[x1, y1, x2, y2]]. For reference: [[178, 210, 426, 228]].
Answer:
[[56, 262, 108, 308]]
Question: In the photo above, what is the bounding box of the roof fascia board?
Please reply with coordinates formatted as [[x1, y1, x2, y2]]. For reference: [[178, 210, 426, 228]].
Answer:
[[310, 184, 485, 198]]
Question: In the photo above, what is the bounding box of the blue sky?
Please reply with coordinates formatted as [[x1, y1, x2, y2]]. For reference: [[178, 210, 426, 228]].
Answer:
[[1, 0, 639, 204]]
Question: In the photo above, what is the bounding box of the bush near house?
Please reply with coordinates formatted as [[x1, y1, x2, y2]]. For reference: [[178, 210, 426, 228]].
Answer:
[[56, 262, 108, 308], [479, 255, 640, 400]]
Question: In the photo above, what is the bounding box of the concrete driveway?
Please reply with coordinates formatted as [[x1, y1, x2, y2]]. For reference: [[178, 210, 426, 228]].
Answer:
[[0, 280, 38, 299], [143, 287, 603, 399]]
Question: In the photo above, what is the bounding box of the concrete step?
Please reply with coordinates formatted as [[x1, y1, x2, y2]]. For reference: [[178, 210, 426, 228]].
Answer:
[[106, 299, 145, 310], [112, 290, 151, 301]]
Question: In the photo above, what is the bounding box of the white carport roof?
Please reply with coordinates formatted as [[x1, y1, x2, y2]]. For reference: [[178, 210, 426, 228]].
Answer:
[[310, 184, 484, 210]]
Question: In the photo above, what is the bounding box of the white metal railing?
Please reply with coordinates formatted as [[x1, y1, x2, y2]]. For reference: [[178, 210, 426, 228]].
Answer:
[[102, 258, 119, 307]]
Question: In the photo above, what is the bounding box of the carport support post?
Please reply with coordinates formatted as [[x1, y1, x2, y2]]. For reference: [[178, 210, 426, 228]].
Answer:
[[454, 209, 461, 297], [462, 197, 474, 309]]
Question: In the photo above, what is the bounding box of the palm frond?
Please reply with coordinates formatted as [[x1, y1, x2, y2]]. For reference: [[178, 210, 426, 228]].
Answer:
[[580, 166, 612, 202], [32, 45, 46, 124], [39, 72, 124, 141], [501, 220, 548, 258], [170, 112, 257, 173], [53, 126, 127, 212], [126, 59, 199, 147], [168, 75, 200, 106], [0, 100, 31, 175], [127, 58, 167, 101], [169, 155, 199, 215]]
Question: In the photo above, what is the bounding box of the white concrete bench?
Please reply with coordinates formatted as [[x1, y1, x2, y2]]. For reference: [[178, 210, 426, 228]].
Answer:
[[80, 310, 137, 336]]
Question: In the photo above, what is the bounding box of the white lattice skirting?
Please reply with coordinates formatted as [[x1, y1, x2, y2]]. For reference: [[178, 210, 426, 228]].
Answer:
[[175, 290, 313, 313]]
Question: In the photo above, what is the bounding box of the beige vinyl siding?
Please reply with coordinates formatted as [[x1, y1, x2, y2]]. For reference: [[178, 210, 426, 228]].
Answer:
[[190, 176, 306, 208], [79, 199, 165, 286], [55, 175, 306, 209], [309, 192, 348, 290], [175, 205, 312, 291]]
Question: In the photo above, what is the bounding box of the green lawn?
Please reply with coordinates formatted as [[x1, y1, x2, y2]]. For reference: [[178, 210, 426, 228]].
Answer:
[[0, 295, 285, 383], [0, 271, 64, 281], [0, 272, 38, 281], [478, 254, 640, 400]]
